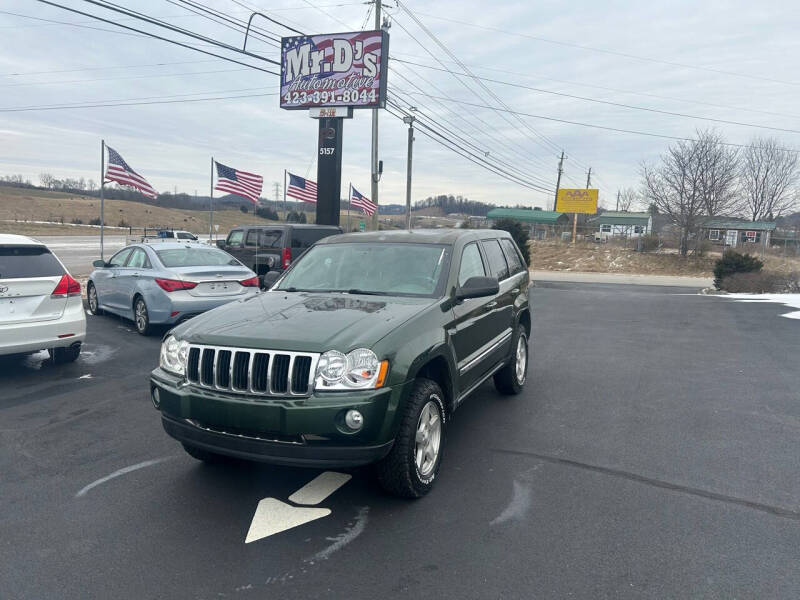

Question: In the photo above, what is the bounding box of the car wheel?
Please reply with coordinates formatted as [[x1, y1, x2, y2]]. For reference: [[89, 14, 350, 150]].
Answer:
[[493, 324, 528, 395], [134, 296, 151, 336], [87, 282, 102, 315], [376, 378, 445, 498], [49, 343, 81, 364], [182, 443, 230, 465]]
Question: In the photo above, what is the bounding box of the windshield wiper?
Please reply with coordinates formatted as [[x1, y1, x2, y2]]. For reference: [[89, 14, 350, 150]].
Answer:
[[345, 289, 386, 296]]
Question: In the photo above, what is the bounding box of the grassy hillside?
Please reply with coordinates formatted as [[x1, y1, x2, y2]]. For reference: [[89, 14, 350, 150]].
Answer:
[[0, 186, 279, 236]]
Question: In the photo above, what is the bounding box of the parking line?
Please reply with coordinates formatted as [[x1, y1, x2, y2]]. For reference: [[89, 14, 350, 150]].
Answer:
[[288, 471, 352, 506]]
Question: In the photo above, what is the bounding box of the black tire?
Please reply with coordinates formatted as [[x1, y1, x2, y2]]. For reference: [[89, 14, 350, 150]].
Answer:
[[133, 296, 151, 336], [49, 343, 81, 364], [87, 282, 102, 315], [493, 324, 528, 395], [376, 378, 446, 498], [182, 443, 229, 465]]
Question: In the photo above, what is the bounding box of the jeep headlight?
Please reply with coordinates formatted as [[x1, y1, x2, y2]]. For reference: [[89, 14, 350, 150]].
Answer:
[[160, 334, 189, 376], [315, 348, 388, 390]]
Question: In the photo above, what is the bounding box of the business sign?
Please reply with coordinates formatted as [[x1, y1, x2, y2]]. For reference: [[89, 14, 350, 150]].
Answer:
[[556, 189, 598, 214], [281, 30, 389, 110]]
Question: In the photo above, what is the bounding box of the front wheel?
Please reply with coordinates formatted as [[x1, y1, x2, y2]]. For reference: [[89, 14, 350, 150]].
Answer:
[[376, 378, 445, 498], [493, 325, 528, 395], [134, 296, 151, 336]]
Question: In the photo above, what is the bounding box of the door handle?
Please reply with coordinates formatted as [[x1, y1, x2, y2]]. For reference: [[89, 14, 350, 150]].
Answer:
[[133, 272, 140, 278], [485, 301, 498, 309]]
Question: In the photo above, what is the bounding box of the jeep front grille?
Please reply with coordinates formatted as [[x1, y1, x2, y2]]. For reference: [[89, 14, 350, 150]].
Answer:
[[185, 344, 319, 397]]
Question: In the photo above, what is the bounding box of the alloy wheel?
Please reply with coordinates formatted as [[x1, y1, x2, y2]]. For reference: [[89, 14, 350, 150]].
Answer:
[[414, 398, 442, 478], [515, 334, 528, 386], [135, 299, 148, 333]]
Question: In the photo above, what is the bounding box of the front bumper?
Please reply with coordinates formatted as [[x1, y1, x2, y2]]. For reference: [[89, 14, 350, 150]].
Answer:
[[151, 368, 409, 468]]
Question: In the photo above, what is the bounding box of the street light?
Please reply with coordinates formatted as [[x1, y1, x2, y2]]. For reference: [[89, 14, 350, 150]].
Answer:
[[402, 115, 415, 231]]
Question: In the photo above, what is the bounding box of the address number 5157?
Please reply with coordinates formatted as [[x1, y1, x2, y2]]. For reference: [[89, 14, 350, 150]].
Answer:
[[319, 148, 335, 155]]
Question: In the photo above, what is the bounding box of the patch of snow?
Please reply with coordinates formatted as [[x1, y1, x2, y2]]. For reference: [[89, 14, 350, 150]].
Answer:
[[722, 293, 800, 320]]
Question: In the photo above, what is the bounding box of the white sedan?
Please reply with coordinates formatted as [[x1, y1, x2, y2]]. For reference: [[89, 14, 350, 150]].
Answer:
[[0, 234, 86, 362]]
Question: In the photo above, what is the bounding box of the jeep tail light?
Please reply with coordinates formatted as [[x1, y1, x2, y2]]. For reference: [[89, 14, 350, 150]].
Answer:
[[51, 274, 81, 297], [240, 276, 259, 287], [155, 278, 197, 292], [281, 247, 291, 269]]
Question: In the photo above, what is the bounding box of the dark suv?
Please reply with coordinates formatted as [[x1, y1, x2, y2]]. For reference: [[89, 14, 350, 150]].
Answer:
[[216, 224, 342, 278], [152, 229, 531, 497]]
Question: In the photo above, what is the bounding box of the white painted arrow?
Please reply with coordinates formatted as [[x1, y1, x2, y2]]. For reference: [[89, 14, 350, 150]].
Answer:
[[245, 498, 330, 544], [244, 471, 352, 543]]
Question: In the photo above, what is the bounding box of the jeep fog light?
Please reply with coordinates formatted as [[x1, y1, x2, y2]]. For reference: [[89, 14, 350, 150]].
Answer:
[[152, 387, 161, 409], [345, 409, 363, 431]]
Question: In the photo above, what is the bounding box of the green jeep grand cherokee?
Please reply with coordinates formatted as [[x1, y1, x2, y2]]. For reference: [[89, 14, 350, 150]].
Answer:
[[151, 229, 531, 497]]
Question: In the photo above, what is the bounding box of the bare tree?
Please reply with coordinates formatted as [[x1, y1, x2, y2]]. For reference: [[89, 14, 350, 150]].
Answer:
[[696, 130, 740, 216], [641, 138, 706, 256], [39, 173, 54, 189], [741, 137, 799, 221], [616, 188, 639, 211]]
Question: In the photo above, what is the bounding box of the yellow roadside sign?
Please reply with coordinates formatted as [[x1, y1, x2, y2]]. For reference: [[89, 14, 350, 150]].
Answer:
[[556, 189, 598, 214]]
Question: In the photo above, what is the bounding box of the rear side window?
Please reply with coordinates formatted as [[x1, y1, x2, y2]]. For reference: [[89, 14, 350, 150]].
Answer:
[[0, 246, 64, 279], [226, 230, 244, 247], [291, 228, 337, 249], [482, 239, 509, 280], [500, 239, 524, 275], [176, 232, 195, 240], [259, 230, 284, 247]]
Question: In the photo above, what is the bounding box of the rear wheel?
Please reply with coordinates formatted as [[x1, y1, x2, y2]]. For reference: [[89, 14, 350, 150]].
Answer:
[[376, 378, 445, 498], [134, 296, 151, 336], [87, 282, 102, 315], [493, 324, 528, 395], [182, 443, 229, 465], [49, 343, 81, 364]]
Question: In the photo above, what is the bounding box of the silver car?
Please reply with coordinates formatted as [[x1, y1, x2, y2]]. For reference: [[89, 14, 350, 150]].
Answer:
[[87, 243, 259, 335]]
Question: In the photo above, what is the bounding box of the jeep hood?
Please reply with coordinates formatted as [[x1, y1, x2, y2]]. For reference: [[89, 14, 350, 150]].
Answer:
[[173, 291, 438, 352]]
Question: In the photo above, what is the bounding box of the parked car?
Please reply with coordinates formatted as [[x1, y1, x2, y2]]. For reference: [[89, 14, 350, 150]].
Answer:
[[215, 224, 342, 279], [87, 243, 259, 335], [151, 229, 531, 497], [0, 234, 85, 362], [157, 230, 198, 241]]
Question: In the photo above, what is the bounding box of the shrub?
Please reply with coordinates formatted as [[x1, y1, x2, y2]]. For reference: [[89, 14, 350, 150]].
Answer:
[[637, 234, 660, 252], [493, 218, 531, 265], [713, 251, 763, 289], [256, 206, 279, 220], [89, 217, 102, 226], [720, 271, 800, 293], [695, 239, 712, 257], [240, 205, 249, 213], [117, 219, 131, 228], [70, 217, 83, 225]]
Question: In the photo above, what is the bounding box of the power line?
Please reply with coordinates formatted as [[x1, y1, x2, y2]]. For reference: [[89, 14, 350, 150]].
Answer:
[[0, 67, 255, 88], [0, 58, 220, 77], [393, 58, 800, 136], [410, 11, 800, 88], [407, 93, 800, 152]]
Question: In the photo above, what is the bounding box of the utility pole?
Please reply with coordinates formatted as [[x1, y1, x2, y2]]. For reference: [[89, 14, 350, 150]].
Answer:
[[403, 115, 415, 231], [585, 167, 592, 188], [370, 0, 382, 231], [616, 190, 620, 211], [273, 181, 280, 214], [553, 150, 565, 211]]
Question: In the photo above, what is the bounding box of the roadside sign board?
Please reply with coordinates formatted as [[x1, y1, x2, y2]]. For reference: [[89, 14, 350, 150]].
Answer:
[[556, 189, 598, 214], [280, 30, 389, 110], [359, 221, 366, 232]]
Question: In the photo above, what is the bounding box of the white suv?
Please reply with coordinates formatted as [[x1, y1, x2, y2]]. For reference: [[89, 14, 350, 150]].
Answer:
[[0, 234, 86, 362]]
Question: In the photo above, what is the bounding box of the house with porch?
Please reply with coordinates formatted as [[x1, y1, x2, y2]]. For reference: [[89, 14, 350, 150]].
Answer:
[[486, 207, 570, 240], [699, 219, 777, 248]]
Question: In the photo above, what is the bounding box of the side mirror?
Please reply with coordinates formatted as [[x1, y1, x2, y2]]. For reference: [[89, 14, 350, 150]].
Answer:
[[456, 276, 499, 301], [92, 259, 108, 268], [216, 240, 226, 249], [262, 270, 280, 290]]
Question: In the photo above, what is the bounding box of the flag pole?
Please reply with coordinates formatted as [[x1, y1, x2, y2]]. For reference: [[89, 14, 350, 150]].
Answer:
[[100, 139, 105, 261], [283, 169, 287, 222], [209, 157, 214, 241], [347, 183, 351, 232]]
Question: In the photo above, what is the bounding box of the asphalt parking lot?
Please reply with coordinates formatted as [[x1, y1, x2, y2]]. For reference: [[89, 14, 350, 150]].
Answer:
[[2, 282, 799, 599]]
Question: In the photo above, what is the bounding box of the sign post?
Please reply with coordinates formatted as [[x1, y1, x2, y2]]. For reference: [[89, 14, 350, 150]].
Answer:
[[556, 189, 599, 243], [280, 30, 389, 228]]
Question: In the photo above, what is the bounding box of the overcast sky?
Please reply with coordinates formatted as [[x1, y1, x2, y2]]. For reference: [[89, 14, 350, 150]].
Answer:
[[1, 0, 799, 209]]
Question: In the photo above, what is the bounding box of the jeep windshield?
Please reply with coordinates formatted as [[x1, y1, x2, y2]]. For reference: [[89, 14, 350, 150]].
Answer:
[[276, 242, 450, 297]]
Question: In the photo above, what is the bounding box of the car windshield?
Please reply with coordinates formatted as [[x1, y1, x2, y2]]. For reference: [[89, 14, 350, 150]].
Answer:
[[155, 247, 240, 268], [276, 242, 449, 297]]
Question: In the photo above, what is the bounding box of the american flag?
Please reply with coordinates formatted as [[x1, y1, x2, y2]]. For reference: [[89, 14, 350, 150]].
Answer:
[[287, 172, 317, 204], [105, 146, 157, 199], [214, 161, 263, 204], [350, 186, 376, 215]]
